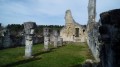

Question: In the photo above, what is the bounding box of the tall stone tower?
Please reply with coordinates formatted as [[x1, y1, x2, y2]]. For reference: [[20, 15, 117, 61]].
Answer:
[[60, 10, 75, 41], [64, 10, 75, 37], [65, 10, 75, 24], [87, 0, 100, 62], [88, 0, 96, 23]]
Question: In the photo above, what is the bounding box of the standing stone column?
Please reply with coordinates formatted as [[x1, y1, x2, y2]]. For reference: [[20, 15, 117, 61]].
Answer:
[[58, 37, 63, 47], [88, 0, 96, 23], [53, 30, 58, 48], [24, 22, 36, 58], [43, 28, 50, 51]]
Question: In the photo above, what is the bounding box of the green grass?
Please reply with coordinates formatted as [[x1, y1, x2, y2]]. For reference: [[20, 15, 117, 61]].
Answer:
[[0, 42, 93, 67]]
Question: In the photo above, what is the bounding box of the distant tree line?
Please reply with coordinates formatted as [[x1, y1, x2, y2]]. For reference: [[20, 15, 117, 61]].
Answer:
[[35, 25, 64, 35], [5, 24, 64, 36], [6, 24, 24, 36]]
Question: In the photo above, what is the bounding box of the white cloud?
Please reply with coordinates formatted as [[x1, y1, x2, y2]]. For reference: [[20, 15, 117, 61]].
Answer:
[[0, 0, 120, 25]]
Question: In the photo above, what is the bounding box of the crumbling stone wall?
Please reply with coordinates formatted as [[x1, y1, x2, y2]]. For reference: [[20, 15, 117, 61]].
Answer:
[[2, 30, 13, 48], [60, 10, 86, 42], [87, 9, 120, 67], [99, 9, 120, 67], [0, 25, 2, 49], [0, 33, 43, 49], [0, 36, 3, 49], [60, 10, 75, 42], [87, 22, 101, 62], [0, 35, 43, 49], [87, 0, 100, 62]]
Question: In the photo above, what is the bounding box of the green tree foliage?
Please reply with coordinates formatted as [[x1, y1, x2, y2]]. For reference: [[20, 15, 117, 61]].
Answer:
[[35, 25, 64, 36], [6, 24, 64, 36], [6, 24, 24, 36]]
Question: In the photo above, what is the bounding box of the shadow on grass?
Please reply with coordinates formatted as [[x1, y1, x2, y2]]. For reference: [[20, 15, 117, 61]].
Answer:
[[1, 45, 65, 67], [33, 45, 65, 57], [2, 50, 52, 67], [70, 64, 82, 67], [33, 50, 53, 57], [2, 57, 41, 67], [70, 62, 101, 67]]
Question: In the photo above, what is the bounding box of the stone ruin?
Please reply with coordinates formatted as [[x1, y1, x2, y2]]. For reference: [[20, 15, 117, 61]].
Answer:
[[43, 28, 63, 50], [2, 29, 12, 48], [0, 25, 2, 49], [43, 28, 50, 51], [60, 0, 120, 67], [53, 30, 59, 48], [59, 0, 100, 63], [23, 22, 36, 58], [0, 0, 119, 67], [87, 0, 100, 62], [60, 10, 86, 42], [0, 24, 43, 50], [0, 29, 13, 48], [99, 9, 120, 67], [85, 0, 120, 67], [58, 37, 63, 47], [84, 9, 120, 67]]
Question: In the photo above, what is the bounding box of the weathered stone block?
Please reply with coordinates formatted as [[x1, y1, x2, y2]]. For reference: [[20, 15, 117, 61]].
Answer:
[[24, 22, 36, 58], [44, 36, 49, 51], [58, 37, 63, 46], [43, 28, 50, 51], [53, 30, 58, 48]]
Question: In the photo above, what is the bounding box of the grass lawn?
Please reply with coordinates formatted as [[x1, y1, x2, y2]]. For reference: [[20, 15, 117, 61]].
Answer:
[[0, 42, 93, 67]]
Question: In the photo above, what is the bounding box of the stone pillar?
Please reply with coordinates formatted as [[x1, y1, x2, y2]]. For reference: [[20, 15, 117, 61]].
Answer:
[[88, 0, 96, 23], [43, 28, 50, 51], [58, 37, 63, 46], [24, 35, 33, 58], [24, 22, 36, 58], [53, 30, 58, 48]]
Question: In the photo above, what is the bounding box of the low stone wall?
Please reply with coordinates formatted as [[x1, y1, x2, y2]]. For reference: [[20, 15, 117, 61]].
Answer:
[[0, 36, 3, 49], [0, 36, 43, 49], [33, 36, 44, 44]]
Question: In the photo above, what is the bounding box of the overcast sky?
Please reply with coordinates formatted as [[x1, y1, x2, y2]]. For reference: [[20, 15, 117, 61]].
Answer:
[[0, 0, 120, 26]]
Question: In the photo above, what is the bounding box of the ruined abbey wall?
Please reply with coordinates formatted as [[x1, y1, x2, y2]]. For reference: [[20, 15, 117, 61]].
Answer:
[[86, 0, 101, 62], [0, 35, 43, 49], [60, 10, 86, 42], [87, 9, 120, 67], [98, 9, 120, 67], [86, 0, 120, 67], [87, 22, 101, 62]]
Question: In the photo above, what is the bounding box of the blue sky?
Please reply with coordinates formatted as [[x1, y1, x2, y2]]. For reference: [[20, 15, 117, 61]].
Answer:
[[0, 0, 120, 26]]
